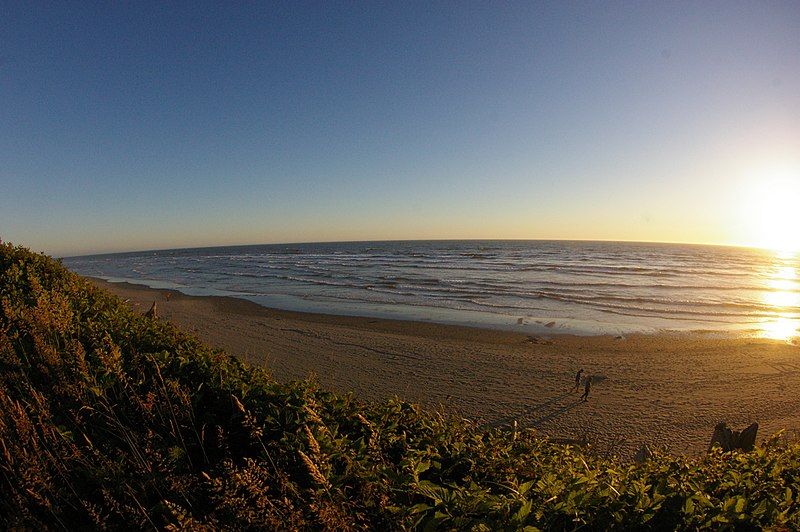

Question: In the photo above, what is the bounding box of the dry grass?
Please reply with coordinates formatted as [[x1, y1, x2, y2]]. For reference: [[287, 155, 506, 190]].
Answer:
[[1, 242, 799, 530]]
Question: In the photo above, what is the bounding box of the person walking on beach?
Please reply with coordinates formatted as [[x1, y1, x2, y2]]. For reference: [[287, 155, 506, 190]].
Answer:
[[580, 376, 592, 402], [574, 368, 584, 392]]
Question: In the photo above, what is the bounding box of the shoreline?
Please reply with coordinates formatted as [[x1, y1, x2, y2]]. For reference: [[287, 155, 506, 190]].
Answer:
[[85, 275, 785, 340], [88, 277, 800, 457]]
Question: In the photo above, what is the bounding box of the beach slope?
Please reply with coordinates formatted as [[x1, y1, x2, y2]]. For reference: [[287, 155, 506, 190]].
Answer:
[[91, 278, 800, 455]]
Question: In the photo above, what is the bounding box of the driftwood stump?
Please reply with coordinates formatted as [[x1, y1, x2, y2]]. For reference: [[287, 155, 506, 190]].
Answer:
[[144, 301, 158, 319], [634, 444, 653, 463], [708, 422, 758, 452]]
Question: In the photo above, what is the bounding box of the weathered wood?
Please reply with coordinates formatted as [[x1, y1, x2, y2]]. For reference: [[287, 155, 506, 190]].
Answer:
[[144, 301, 158, 319], [634, 444, 653, 463], [708, 422, 758, 452], [738, 423, 758, 451]]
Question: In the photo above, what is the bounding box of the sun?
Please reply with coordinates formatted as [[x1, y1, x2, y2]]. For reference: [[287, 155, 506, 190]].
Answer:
[[741, 167, 800, 254]]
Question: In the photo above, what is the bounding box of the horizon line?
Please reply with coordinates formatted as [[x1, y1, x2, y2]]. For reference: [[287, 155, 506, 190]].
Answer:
[[55, 237, 768, 259]]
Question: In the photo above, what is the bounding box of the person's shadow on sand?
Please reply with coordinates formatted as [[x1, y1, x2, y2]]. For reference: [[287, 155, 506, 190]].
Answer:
[[528, 400, 582, 428], [486, 391, 581, 430]]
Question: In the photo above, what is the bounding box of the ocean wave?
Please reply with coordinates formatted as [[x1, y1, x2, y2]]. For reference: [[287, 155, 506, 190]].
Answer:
[[65, 241, 799, 332]]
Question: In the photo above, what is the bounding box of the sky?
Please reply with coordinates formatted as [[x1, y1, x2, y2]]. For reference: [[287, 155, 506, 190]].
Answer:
[[1, 1, 799, 257]]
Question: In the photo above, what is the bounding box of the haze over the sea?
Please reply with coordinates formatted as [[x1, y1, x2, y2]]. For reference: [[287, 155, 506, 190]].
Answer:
[[1, 2, 799, 256]]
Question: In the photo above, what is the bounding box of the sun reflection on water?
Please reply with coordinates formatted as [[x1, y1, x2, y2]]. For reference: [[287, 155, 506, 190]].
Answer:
[[760, 251, 800, 341], [761, 316, 798, 342]]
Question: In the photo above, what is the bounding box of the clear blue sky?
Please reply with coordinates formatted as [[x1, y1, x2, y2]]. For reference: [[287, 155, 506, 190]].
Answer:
[[2, 1, 798, 256]]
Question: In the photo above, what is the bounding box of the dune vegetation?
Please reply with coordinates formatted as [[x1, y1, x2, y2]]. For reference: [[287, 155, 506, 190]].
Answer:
[[0, 242, 798, 530]]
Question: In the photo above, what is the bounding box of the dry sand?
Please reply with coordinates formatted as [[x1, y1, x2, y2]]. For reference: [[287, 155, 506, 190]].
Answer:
[[90, 278, 800, 457]]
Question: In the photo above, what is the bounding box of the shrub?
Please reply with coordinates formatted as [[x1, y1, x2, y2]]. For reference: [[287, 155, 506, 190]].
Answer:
[[0, 242, 798, 529]]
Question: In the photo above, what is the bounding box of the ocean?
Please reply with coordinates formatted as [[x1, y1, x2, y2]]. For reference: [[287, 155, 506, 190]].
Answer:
[[63, 240, 800, 339]]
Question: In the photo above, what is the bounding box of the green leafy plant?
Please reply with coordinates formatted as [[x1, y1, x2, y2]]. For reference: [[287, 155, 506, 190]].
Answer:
[[0, 242, 798, 529]]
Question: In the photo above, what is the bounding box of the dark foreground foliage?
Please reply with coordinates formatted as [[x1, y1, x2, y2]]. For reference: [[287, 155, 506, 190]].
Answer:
[[0, 242, 798, 530]]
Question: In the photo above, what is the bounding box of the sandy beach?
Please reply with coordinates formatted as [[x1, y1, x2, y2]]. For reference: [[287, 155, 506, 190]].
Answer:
[[90, 277, 800, 457]]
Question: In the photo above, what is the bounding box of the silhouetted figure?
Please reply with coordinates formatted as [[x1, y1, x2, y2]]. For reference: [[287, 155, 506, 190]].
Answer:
[[574, 368, 584, 392], [580, 376, 592, 402]]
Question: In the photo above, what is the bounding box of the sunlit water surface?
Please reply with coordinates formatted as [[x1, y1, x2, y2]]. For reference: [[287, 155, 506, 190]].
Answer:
[[64, 241, 799, 340]]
